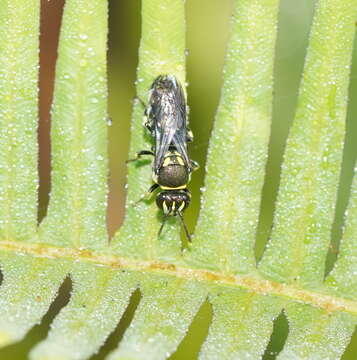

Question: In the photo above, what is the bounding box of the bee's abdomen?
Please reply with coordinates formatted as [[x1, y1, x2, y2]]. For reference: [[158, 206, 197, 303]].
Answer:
[[157, 164, 188, 188]]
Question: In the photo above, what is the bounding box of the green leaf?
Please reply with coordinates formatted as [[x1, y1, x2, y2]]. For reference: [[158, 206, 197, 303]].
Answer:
[[186, 0, 279, 274], [0, 253, 68, 346], [0, 0, 40, 241], [326, 167, 357, 300], [107, 276, 206, 360], [112, 0, 187, 262], [0, 0, 356, 359], [278, 303, 356, 360], [30, 264, 136, 360], [39, 0, 109, 250], [199, 289, 283, 359], [259, 0, 357, 288]]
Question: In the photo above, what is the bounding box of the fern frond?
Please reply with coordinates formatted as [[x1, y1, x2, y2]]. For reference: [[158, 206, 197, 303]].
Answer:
[[326, 163, 357, 300], [0, 254, 68, 347], [112, 0, 187, 261], [187, 0, 279, 274], [31, 264, 135, 359], [39, 0, 109, 250], [0, 0, 39, 241], [0, 0, 356, 359], [259, 0, 357, 288]]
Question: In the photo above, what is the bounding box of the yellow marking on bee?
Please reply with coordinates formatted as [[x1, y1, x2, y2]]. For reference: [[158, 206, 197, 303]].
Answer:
[[162, 157, 172, 167], [172, 201, 176, 211], [160, 185, 187, 190], [164, 151, 180, 157], [162, 152, 185, 167], [163, 201, 169, 214], [178, 202, 186, 212], [176, 156, 185, 166]]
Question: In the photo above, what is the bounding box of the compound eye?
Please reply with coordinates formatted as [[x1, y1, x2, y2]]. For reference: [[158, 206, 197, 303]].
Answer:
[[177, 198, 188, 212], [156, 193, 172, 215], [162, 200, 171, 215], [174, 193, 190, 213], [156, 191, 191, 215]]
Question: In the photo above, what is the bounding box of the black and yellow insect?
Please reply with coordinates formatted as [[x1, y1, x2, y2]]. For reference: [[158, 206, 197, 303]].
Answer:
[[128, 74, 198, 241]]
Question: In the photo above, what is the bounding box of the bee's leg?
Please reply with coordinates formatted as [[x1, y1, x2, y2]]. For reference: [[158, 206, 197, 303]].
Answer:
[[190, 159, 199, 171], [133, 96, 146, 109], [186, 128, 194, 142], [143, 118, 154, 134], [133, 96, 154, 132], [132, 183, 159, 207], [106, 116, 113, 126], [126, 150, 154, 163]]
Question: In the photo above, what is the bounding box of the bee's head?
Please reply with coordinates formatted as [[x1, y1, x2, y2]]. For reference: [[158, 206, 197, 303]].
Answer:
[[152, 74, 177, 92], [156, 190, 190, 215]]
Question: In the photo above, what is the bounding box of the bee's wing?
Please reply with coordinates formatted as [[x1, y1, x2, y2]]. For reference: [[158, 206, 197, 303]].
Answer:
[[154, 114, 179, 171], [172, 92, 191, 166], [154, 102, 189, 172], [172, 128, 190, 165], [151, 76, 191, 172]]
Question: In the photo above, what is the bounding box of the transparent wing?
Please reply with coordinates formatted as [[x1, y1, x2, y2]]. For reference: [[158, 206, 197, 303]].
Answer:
[[150, 77, 190, 172]]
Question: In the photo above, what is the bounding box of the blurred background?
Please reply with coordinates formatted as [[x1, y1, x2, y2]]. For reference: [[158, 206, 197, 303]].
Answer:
[[1, 0, 356, 358]]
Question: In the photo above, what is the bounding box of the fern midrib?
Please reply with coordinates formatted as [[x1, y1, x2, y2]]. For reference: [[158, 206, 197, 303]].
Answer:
[[0, 240, 355, 315]]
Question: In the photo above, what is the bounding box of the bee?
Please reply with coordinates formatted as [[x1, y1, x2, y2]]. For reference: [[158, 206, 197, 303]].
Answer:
[[128, 74, 198, 241]]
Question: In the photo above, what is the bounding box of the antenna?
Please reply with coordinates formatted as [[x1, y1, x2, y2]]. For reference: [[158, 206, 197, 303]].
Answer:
[[158, 214, 169, 238], [178, 211, 192, 242]]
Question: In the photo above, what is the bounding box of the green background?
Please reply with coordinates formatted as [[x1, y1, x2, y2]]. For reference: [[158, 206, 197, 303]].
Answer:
[[1, 0, 356, 358]]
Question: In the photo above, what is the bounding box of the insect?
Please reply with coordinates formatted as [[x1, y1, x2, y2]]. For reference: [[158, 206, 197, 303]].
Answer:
[[128, 74, 198, 241]]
